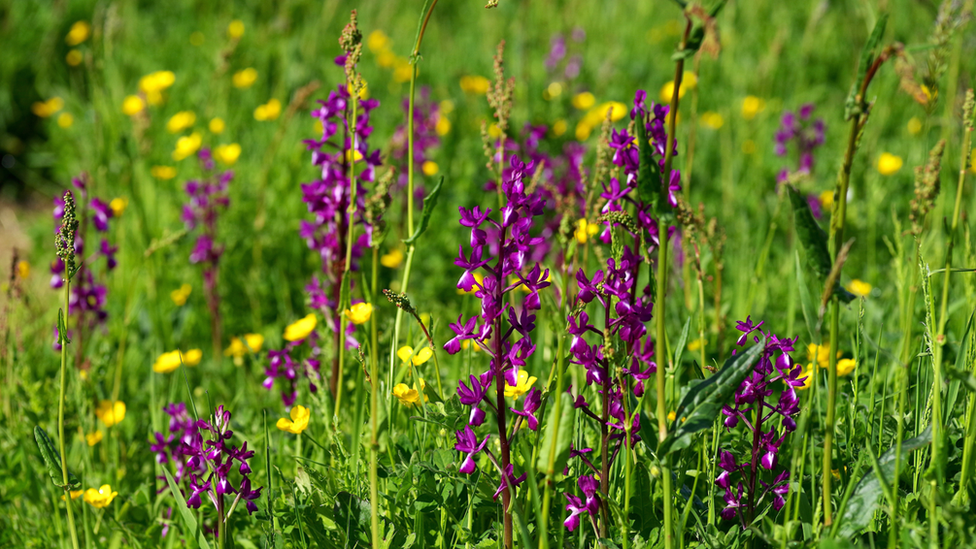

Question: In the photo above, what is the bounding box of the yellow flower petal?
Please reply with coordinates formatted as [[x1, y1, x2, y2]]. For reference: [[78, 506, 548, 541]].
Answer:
[[228, 20, 245, 39], [459, 75, 490, 94], [209, 117, 226, 134], [233, 68, 258, 89], [381, 249, 404, 269], [66, 21, 91, 46], [83, 484, 118, 508], [122, 95, 145, 116], [393, 383, 420, 407], [846, 279, 872, 298], [214, 143, 241, 166], [344, 303, 373, 325], [877, 153, 903, 176], [277, 405, 310, 434], [85, 430, 103, 446], [284, 314, 317, 342], [741, 96, 766, 120], [95, 400, 126, 427]]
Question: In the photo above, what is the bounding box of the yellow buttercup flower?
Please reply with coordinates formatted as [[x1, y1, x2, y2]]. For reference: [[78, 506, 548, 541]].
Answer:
[[572, 92, 596, 110], [139, 71, 176, 106], [109, 198, 127, 217], [836, 358, 857, 377], [85, 430, 103, 446], [397, 346, 433, 366], [574, 219, 601, 244], [461, 340, 483, 352], [16, 260, 29, 279], [806, 343, 840, 369], [907, 117, 922, 136], [553, 119, 567, 137], [377, 50, 396, 68], [95, 400, 126, 427], [172, 132, 202, 161], [422, 160, 439, 176], [820, 190, 835, 210], [284, 314, 317, 342], [32, 97, 64, 118], [687, 338, 707, 352], [877, 153, 903, 176], [209, 117, 225, 134], [487, 123, 502, 139], [57, 113, 74, 128], [846, 279, 872, 298], [228, 20, 245, 39], [66, 49, 83, 66], [170, 283, 191, 305], [797, 366, 814, 390], [435, 116, 451, 136], [153, 349, 201, 374], [504, 369, 537, 401], [393, 383, 421, 407], [66, 21, 91, 46], [166, 111, 196, 133], [701, 111, 724, 129], [83, 485, 118, 509], [667, 411, 677, 422], [381, 248, 404, 269], [459, 75, 490, 94], [276, 405, 310, 434], [545, 81, 564, 100], [233, 68, 258, 89], [393, 58, 413, 83], [344, 303, 373, 325], [225, 334, 264, 358], [659, 72, 697, 103], [122, 95, 145, 116], [254, 99, 281, 121], [367, 30, 389, 52], [62, 490, 83, 501], [741, 96, 766, 120], [214, 143, 241, 166]]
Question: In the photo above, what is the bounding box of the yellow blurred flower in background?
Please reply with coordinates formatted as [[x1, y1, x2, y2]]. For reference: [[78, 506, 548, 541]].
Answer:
[[572, 92, 595, 110], [398, 346, 433, 366], [214, 143, 241, 165], [367, 30, 389, 52], [276, 405, 310, 434], [659, 72, 697, 103], [153, 349, 201, 374], [95, 400, 126, 427], [701, 111, 724, 129], [381, 248, 404, 268], [66, 49, 83, 66], [422, 160, 439, 176], [233, 68, 258, 89], [907, 117, 922, 135], [574, 219, 600, 244], [85, 430, 103, 446], [139, 71, 175, 105], [32, 97, 64, 118], [228, 20, 245, 39], [877, 153, 903, 175], [172, 132, 202, 161], [820, 190, 835, 210], [254, 99, 281, 121], [209, 117, 225, 134], [344, 303, 373, 325], [460, 75, 490, 94], [284, 314, 317, 341], [166, 111, 196, 133], [109, 197, 128, 217], [741, 96, 766, 120], [225, 334, 264, 358], [55, 113, 73, 128], [170, 283, 191, 304], [846, 279, 872, 298], [16, 260, 29, 279], [123, 95, 145, 116], [66, 21, 91, 46]]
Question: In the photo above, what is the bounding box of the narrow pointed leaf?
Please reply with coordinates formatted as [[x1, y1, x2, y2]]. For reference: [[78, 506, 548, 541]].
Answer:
[[788, 186, 831, 280], [403, 176, 444, 245], [162, 466, 213, 549], [34, 426, 80, 489], [657, 338, 766, 456]]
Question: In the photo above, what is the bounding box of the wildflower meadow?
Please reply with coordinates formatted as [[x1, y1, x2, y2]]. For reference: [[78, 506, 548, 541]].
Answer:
[[3, 1, 976, 548]]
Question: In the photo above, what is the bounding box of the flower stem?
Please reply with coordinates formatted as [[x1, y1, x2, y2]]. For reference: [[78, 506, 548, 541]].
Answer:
[[369, 247, 381, 549], [58, 279, 81, 549]]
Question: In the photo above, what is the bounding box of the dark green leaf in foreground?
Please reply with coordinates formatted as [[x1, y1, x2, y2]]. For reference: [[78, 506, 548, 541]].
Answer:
[[788, 185, 831, 280], [837, 425, 932, 538], [162, 466, 213, 549], [403, 175, 444, 245], [34, 426, 80, 489], [657, 337, 766, 456]]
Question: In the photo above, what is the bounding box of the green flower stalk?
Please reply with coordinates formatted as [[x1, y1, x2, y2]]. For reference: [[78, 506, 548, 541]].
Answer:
[[55, 189, 81, 549]]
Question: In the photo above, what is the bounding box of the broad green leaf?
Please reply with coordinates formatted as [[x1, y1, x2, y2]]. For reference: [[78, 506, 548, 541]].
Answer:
[[657, 337, 766, 456], [403, 176, 444, 245], [636, 117, 661, 210], [162, 466, 213, 549], [788, 186, 831, 280], [537, 391, 576, 475], [837, 425, 932, 538], [845, 14, 889, 120], [33, 426, 80, 489]]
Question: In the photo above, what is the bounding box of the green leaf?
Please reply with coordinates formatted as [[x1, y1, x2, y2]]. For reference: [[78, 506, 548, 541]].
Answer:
[[671, 27, 705, 61], [636, 110, 661, 211], [33, 426, 79, 489], [837, 425, 932, 538], [657, 337, 766, 456], [162, 467, 213, 549], [537, 391, 576, 475], [845, 14, 888, 119], [335, 491, 371, 545], [788, 186, 831, 281], [674, 316, 692, 368], [946, 366, 976, 393], [403, 176, 444, 245]]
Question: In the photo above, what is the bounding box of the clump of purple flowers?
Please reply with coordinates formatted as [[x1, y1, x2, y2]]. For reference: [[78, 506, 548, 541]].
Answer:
[[262, 334, 324, 407], [444, 155, 549, 538], [51, 175, 117, 357], [544, 28, 585, 80], [152, 403, 261, 532], [182, 148, 232, 358], [716, 316, 804, 527], [774, 103, 825, 184]]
